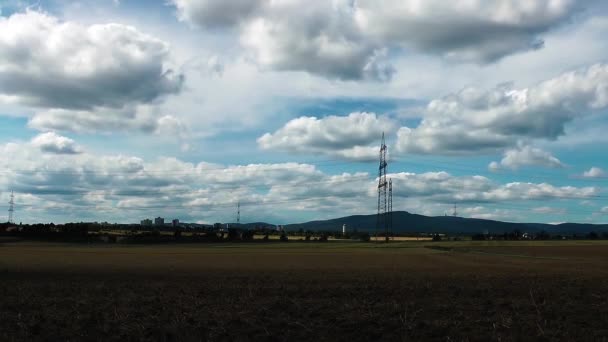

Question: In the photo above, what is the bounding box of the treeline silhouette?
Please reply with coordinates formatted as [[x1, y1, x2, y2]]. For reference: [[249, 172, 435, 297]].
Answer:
[[471, 229, 608, 241], [0, 222, 372, 243], [3, 222, 605, 243]]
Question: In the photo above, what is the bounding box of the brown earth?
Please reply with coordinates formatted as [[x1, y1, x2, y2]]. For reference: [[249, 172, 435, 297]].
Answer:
[[1, 241, 607, 341]]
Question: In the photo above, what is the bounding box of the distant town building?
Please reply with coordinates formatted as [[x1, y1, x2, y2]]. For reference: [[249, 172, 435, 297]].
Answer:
[[154, 217, 165, 226], [140, 219, 152, 226], [172, 219, 179, 228]]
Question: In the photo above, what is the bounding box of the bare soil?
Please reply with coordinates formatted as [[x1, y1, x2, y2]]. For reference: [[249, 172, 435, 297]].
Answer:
[[1, 242, 607, 341]]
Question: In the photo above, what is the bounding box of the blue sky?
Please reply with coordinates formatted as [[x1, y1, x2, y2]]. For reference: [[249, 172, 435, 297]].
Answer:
[[1, 0, 608, 225]]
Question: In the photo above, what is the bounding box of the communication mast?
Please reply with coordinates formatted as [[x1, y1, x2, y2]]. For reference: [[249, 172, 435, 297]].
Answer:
[[237, 201, 240, 224], [376, 133, 389, 242], [8, 190, 14, 224], [452, 204, 458, 217]]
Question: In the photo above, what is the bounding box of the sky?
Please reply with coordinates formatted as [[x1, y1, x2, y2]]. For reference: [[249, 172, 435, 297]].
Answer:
[[1, 0, 608, 225]]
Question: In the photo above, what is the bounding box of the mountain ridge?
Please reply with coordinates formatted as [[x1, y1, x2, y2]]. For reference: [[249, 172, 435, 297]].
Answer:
[[281, 211, 608, 234]]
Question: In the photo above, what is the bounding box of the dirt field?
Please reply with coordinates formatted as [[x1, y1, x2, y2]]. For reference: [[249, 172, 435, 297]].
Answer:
[[1, 240, 607, 341]]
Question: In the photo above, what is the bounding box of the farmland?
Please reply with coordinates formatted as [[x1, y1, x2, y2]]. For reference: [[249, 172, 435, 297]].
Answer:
[[1, 240, 608, 341]]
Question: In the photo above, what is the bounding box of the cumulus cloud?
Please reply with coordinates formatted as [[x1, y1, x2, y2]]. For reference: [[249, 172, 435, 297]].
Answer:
[[173, 0, 393, 81], [389, 171, 597, 203], [489, 145, 564, 171], [257, 112, 395, 161], [397, 63, 608, 155], [172, 0, 579, 80], [582, 167, 606, 178], [25, 105, 191, 150], [355, 0, 577, 63], [28, 105, 159, 133], [0, 137, 599, 223], [0, 138, 364, 222], [532, 206, 567, 214], [0, 10, 183, 110], [172, 0, 265, 29], [30, 132, 82, 154], [240, 1, 394, 81], [460, 206, 516, 221], [0, 10, 184, 136]]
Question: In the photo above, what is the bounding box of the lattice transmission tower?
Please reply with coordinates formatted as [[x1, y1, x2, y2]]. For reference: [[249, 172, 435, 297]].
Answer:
[[388, 178, 393, 241], [376, 133, 389, 242], [8, 190, 14, 224]]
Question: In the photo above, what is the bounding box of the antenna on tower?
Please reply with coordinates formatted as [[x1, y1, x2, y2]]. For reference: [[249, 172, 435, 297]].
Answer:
[[376, 133, 389, 243], [8, 190, 14, 224], [237, 201, 240, 225]]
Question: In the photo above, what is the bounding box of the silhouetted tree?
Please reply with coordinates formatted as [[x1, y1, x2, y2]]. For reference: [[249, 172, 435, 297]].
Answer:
[[536, 230, 550, 240], [227, 228, 240, 241], [241, 230, 254, 241], [280, 232, 288, 242], [359, 233, 371, 242]]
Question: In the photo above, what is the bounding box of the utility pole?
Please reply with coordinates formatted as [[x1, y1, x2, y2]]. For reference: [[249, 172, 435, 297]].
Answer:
[[8, 190, 14, 224], [376, 133, 388, 243]]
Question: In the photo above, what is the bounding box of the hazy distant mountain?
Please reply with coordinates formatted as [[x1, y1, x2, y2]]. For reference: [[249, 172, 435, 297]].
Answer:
[[283, 211, 608, 235]]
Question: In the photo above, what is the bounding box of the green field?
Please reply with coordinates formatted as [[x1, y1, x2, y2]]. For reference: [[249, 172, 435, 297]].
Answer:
[[1, 240, 608, 341]]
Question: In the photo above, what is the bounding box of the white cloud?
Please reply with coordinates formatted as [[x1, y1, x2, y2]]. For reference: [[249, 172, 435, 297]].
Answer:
[[582, 167, 606, 178], [172, 0, 580, 80], [0, 137, 599, 224], [25, 105, 191, 152], [460, 206, 517, 221], [397, 63, 608, 155], [489, 145, 564, 170], [482, 182, 597, 202], [532, 206, 567, 214], [355, 0, 577, 63], [0, 10, 183, 110], [155, 115, 191, 151], [30, 132, 82, 154], [206, 55, 224, 76], [239, 1, 394, 81], [28, 105, 159, 133], [389, 171, 597, 203], [172, 0, 265, 29], [258, 112, 395, 161]]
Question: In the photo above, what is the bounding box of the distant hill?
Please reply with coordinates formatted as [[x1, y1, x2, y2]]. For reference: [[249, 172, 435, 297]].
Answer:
[[283, 211, 608, 235]]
